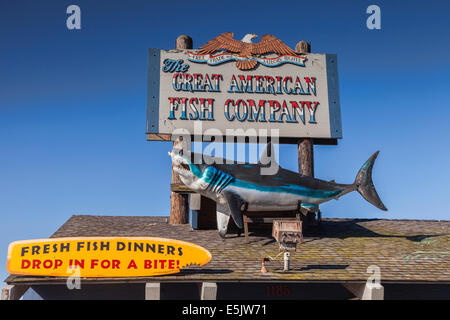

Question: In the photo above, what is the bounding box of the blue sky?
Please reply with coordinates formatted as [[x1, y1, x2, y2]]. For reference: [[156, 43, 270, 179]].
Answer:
[[1, 0, 450, 282]]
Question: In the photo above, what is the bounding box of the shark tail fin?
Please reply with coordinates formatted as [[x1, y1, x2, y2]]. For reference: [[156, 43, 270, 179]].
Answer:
[[354, 151, 387, 211]]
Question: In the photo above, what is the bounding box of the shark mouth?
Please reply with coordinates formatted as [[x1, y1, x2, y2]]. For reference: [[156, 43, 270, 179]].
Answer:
[[179, 162, 191, 171], [169, 152, 191, 173], [173, 161, 191, 173]]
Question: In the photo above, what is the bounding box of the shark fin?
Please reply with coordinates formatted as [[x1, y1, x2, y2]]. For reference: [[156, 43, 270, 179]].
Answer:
[[354, 151, 387, 211], [222, 191, 244, 229], [258, 142, 279, 168], [215, 192, 244, 238], [216, 207, 231, 239]]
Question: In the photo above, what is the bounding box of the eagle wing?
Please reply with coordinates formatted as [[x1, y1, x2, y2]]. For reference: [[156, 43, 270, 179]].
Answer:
[[251, 34, 297, 56], [198, 32, 244, 54]]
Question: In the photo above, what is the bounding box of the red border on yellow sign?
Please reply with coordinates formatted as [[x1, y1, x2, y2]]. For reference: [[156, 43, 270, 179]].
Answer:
[[7, 237, 212, 278]]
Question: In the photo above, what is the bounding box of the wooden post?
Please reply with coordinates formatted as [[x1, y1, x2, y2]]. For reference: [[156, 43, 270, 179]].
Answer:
[[295, 40, 314, 178], [297, 139, 314, 177], [295, 41, 315, 224], [200, 282, 218, 300], [1, 284, 29, 300], [169, 35, 192, 225]]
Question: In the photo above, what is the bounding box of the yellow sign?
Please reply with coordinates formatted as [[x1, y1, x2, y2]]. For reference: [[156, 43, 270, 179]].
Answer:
[[7, 237, 212, 277]]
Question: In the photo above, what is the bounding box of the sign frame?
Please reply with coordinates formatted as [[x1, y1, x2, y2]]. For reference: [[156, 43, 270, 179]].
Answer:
[[146, 48, 342, 144]]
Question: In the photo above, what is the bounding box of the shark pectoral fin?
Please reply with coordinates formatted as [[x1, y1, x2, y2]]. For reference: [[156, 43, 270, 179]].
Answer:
[[216, 208, 231, 239], [222, 191, 244, 229]]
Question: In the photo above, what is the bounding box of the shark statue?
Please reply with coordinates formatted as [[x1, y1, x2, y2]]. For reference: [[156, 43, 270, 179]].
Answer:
[[169, 143, 387, 238]]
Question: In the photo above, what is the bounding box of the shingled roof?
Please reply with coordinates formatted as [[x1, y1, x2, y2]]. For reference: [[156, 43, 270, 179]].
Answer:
[[5, 215, 450, 284]]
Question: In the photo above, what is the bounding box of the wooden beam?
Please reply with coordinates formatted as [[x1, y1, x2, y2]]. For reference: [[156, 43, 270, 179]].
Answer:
[[343, 282, 384, 300], [148, 134, 338, 145], [295, 40, 314, 178], [200, 282, 217, 300], [1, 284, 29, 300], [297, 138, 314, 177], [147, 133, 171, 141], [145, 283, 161, 300], [170, 136, 189, 224], [171, 183, 195, 194], [169, 35, 192, 225], [295, 40, 317, 227]]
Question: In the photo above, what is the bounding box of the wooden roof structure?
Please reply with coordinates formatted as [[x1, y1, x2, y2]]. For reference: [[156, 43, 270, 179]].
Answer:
[[5, 215, 450, 285]]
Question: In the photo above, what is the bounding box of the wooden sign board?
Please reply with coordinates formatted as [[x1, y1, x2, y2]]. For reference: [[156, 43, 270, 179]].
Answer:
[[7, 237, 212, 278], [146, 47, 342, 141]]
